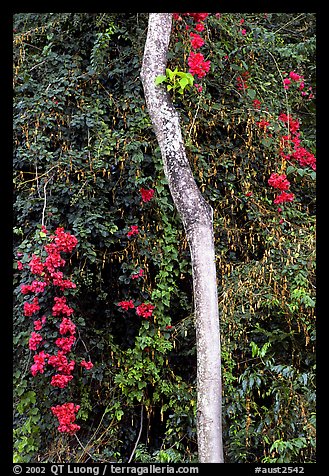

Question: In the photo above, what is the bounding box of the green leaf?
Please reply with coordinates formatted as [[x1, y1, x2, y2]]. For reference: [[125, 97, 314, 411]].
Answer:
[[286, 165, 296, 175], [247, 89, 256, 99], [155, 75, 167, 85], [166, 68, 175, 81], [179, 77, 189, 89]]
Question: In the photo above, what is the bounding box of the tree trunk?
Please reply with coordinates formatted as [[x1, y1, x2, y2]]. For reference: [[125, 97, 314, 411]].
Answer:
[[140, 13, 224, 463]]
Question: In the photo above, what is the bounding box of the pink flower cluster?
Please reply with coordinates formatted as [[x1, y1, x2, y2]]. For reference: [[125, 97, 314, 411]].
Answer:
[[17, 226, 93, 434]]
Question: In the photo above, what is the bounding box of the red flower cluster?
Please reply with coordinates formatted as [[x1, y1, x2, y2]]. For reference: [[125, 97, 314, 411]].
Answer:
[[253, 99, 261, 109], [21, 280, 47, 294], [136, 303, 155, 319], [17, 226, 93, 434], [31, 350, 49, 376], [131, 268, 144, 280], [28, 331, 43, 351], [59, 317, 76, 335], [52, 296, 74, 317], [51, 403, 80, 435], [257, 119, 270, 132], [33, 316, 46, 331], [173, 12, 210, 88], [268, 173, 294, 205], [188, 52, 211, 79], [117, 300, 135, 310], [51, 227, 78, 253], [283, 70, 303, 90], [117, 300, 155, 320], [140, 188, 155, 202], [186, 13, 209, 23], [28, 255, 44, 275], [48, 351, 75, 375], [190, 32, 204, 49], [273, 191, 295, 205], [268, 173, 291, 191], [55, 335, 76, 353], [237, 71, 249, 91], [23, 297, 40, 317], [127, 225, 139, 237], [278, 113, 316, 170], [51, 374, 73, 388], [81, 359, 93, 370]]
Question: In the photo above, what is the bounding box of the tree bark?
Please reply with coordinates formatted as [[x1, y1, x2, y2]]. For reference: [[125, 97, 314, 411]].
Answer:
[[140, 13, 224, 463]]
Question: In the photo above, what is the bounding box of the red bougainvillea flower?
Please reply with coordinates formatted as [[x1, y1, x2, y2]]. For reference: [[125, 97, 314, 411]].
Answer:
[[80, 360, 93, 370], [278, 112, 300, 134], [30, 350, 49, 376], [52, 296, 74, 317], [291, 146, 316, 170], [253, 99, 261, 109], [173, 13, 182, 21], [50, 374, 73, 389], [136, 303, 155, 319], [195, 22, 205, 32], [131, 268, 144, 279], [24, 297, 40, 317], [283, 78, 291, 89], [127, 225, 139, 237], [44, 245, 66, 273], [51, 227, 78, 253], [190, 32, 204, 49], [188, 52, 210, 78], [21, 280, 47, 294], [48, 351, 75, 374], [268, 173, 291, 191], [33, 316, 46, 332], [51, 403, 80, 434], [236, 71, 249, 91], [117, 300, 135, 310], [140, 188, 155, 202], [55, 335, 76, 353], [59, 317, 76, 335], [273, 191, 295, 204], [187, 13, 209, 22], [28, 255, 45, 275], [289, 71, 303, 82], [28, 331, 43, 351], [256, 119, 270, 132]]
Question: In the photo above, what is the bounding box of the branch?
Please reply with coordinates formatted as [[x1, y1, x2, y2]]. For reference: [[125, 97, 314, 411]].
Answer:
[[127, 405, 144, 463]]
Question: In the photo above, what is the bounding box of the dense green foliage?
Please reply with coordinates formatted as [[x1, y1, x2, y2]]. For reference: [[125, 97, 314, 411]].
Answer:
[[13, 13, 316, 463]]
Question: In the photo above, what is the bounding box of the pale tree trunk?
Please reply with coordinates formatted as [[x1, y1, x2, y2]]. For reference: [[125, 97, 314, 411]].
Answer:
[[140, 13, 224, 463]]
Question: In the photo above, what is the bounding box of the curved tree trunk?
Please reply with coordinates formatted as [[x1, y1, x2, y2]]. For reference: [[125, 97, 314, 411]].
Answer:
[[140, 13, 224, 463]]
